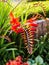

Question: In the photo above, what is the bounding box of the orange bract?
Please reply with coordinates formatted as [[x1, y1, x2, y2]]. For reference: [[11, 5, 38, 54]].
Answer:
[[10, 12, 14, 19], [27, 17, 36, 23], [10, 12, 20, 25], [9, 12, 23, 34]]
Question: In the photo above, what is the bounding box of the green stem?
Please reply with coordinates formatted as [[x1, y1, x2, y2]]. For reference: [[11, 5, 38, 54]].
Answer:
[[12, 50, 15, 59], [19, 38, 22, 50], [1, 26, 11, 45]]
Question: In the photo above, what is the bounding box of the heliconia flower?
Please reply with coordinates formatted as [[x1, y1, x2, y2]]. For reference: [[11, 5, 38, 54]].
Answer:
[[22, 17, 38, 54], [9, 12, 38, 54]]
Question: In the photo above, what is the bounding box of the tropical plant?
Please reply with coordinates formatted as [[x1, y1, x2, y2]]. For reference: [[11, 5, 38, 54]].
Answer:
[[0, 1, 49, 65]]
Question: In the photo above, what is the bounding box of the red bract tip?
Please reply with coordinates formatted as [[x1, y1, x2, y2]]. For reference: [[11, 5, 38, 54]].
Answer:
[[9, 12, 22, 34], [27, 19, 32, 23], [27, 17, 36, 23], [10, 17, 20, 26], [10, 12, 20, 26], [11, 25, 17, 33], [29, 23, 38, 27], [10, 12, 14, 19], [11, 26, 24, 34], [16, 28, 24, 33], [30, 27, 36, 31]]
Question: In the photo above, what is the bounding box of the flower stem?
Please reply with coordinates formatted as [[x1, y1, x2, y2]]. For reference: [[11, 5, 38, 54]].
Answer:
[[12, 50, 15, 59]]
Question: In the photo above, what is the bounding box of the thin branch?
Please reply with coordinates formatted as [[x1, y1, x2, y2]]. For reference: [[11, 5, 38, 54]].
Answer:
[[0, 35, 11, 42]]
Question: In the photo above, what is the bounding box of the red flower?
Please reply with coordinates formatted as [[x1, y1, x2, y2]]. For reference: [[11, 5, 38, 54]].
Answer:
[[10, 12, 14, 19], [15, 56, 22, 62], [10, 12, 20, 26], [29, 23, 38, 27], [11, 25, 17, 33], [23, 62, 29, 65], [16, 27, 24, 33], [6, 60, 13, 65], [27, 14, 38, 23], [26, 17, 38, 35], [27, 16, 38, 27], [6, 60, 28, 65], [10, 18, 20, 26], [12, 60, 22, 65], [27, 17, 36, 23], [11, 25, 24, 34], [6, 60, 21, 65], [30, 27, 36, 31], [6, 56, 29, 65], [10, 12, 23, 34]]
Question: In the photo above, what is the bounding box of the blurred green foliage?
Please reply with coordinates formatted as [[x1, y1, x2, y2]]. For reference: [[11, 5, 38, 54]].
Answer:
[[28, 0, 46, 1]]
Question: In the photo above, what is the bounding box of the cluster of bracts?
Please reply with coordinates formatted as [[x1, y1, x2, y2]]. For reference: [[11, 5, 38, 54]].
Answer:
[[10, 12, 38, 54]]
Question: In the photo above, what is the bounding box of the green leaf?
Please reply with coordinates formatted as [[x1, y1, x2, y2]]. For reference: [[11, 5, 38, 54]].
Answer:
[[35, 55, 43, 64], [0, 42, 15, 54], [6, 48, 17, 51], [28, 59, 35, 64], [28, 59, 35, 65], [32, 63, 37, 65]]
